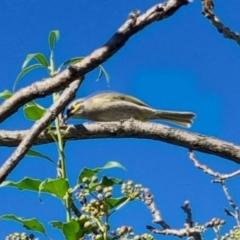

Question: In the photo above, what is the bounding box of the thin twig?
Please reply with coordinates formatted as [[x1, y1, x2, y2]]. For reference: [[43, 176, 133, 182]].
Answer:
[[181, 200, 193, 228], [201, 0, 214, 14], [147, 225, 202, 239], [189, 150, 240, 179], [143, 188, 170, 229], [201, 0, 240, 46], [71, 202, 82, 218], [189, 150, 240, 226], [144, 193, 202, 239], [221, 181, 240, 226]]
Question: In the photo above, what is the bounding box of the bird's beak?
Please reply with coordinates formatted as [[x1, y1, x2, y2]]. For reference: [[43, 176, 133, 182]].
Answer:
[[63, 103, 82, 121], [63, 108, 72, 121]]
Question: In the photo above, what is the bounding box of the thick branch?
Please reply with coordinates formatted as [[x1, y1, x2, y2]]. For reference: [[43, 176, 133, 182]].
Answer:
[[1, 120, 240, 165], [0, 79, 82, 183], [0, 0, 189, 123]]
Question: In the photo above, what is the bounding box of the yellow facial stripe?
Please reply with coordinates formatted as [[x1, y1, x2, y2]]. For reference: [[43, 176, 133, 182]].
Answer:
[[72, 103, 82, 113]]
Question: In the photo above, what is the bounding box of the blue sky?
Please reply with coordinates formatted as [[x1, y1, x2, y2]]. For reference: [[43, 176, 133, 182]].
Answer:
[[0, 0, 240, 239]]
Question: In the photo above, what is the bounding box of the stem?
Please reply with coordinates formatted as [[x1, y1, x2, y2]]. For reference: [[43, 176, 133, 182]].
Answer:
[[53, 93, 71, 221], [49, 50, 55, 77], [48, 48, 71, 221], [103, 226, 108, 240], [54, 109, 66, 176], [94, 217, 108, 240]]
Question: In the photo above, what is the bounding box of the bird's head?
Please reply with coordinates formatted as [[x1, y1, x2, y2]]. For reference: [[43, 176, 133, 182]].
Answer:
[[64, 98, 85, 120]]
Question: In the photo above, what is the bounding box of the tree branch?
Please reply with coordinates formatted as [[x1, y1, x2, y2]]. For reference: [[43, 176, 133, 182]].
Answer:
[[201, 0, 240, 46], [0, 78, 82, 183], [0, 0, 189, 123], [189, 150, 240, 181], [189, 151, 240, 226], [1, 120, 240, 165]]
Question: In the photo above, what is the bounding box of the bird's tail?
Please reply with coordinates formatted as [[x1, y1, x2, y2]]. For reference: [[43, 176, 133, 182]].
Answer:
[[154, 110, 196, 128]]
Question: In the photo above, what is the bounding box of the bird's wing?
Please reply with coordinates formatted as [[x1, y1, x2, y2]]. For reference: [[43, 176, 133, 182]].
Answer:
[[92, 92, 150, 107]]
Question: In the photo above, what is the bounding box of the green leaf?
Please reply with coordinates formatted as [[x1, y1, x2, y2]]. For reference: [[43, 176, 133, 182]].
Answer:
[[0, 215, 49, 238], [97, 65, 110, 85], [50, 221, 63, 229], [51, 220, 84, 240], [1, 177, 69, 200], [49, 30, 60, 50], [39, 178, 69, 199], [14, 64, 44, 91], [22, 53, 49, 69], [27, 149, 55, 165], [62, 220, 84, 240], [102, 161, 126, 170], [78, 161, 125, 184], [57, 57, 84, 72], [23, 101, 46, 120], [0, 90, 13, 99], [106, 197, 128, 210], [100, 176, 123, 187], [1, 178, 41, 191]]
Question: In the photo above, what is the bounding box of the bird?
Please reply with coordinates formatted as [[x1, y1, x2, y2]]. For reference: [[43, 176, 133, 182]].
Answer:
[[64, 91, 196, 127]]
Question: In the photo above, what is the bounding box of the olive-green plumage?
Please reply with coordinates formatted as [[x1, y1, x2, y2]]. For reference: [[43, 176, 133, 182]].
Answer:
[[64, 92, 196, 127]]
